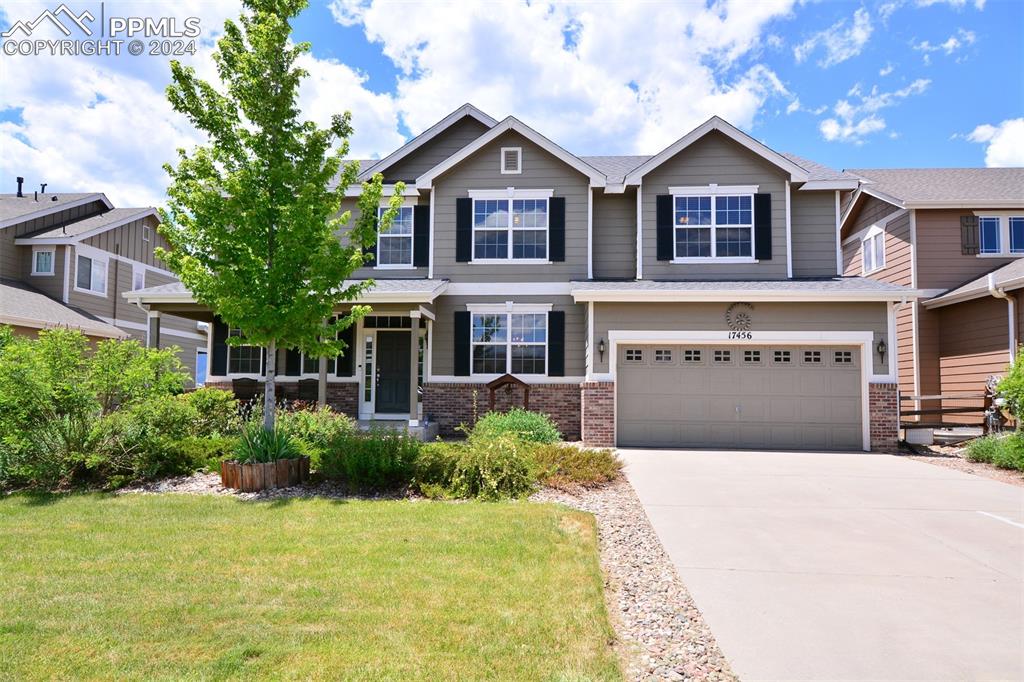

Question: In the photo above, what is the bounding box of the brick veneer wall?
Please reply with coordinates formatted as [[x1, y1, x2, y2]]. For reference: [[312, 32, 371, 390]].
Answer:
[[869, 382, 899, 452], [421, 383, 582, 440], [205, 380, 359, 419], [581, 381, 615, 448]]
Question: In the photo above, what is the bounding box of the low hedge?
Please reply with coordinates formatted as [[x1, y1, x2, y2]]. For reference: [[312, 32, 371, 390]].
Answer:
[[965, 433, 1024, 471]]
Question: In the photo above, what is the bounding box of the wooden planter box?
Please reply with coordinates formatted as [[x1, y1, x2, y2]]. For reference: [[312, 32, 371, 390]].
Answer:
[[220, 457, 310, 492]]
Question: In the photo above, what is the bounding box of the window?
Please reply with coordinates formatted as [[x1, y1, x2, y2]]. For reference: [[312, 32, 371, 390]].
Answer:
[[471, 312, 546, 375], [143, 225, 151, 242], [228, 328, 262, 374], [75, 254, 106, 294], [1011, 218, 1024, 254], [625, 348, 643, 362], [980, 217, 1001, 254], [803, 350, 822, 364], [674, 194, 752, 260], [501, 147, 522, 174], [301, 354, 336, 375], [834, 350, 853, 365], [862, 231, 885, 274], [376, 206, 414, 267], [362, 336, 374, 403], [682, 349, 702, 363], [713, 349, 731, 363], [655, 349, 674, 362], [132, 267, 145, 291], [743, 350, 761, 363], [31, 248, 54, 275], [773, 350, 792, 364], [472, 198, 548, 261]]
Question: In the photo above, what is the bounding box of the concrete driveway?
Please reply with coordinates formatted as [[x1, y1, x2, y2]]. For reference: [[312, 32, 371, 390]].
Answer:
[[620, 449, 1024, 681]]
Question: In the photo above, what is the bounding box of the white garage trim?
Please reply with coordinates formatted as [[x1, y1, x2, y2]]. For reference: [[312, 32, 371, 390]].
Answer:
[[606, 330, 874, 451]]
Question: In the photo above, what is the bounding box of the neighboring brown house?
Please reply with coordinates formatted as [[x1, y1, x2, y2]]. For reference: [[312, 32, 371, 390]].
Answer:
[[0, 182, 207, 382], [840, 168, 1024, 415]]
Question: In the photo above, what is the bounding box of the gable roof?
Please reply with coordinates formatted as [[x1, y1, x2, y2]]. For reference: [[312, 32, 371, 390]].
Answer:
[[0, 279, 127, 338], [15, 207, 158, 245], [923, 259, 1024, 309], [847, 168, 1024, 208], [357, 104, 497, 181], [0, 192, 113, 229], [415, 116, 607, 189], [623, 116, 810, 185]]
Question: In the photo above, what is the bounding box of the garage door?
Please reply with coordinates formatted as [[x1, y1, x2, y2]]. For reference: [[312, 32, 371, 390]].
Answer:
[[617, 344, 863, 450]]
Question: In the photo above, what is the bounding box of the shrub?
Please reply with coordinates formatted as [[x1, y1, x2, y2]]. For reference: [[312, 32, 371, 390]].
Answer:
[[318, 429, 420, 490], [184, 388, 240, 436], [965, 435, 1000, 464], [88, 340, 188, 413], [416, 435, 536, 501], [533, 443, 622, 490], [471, 408, 561, 445], [965, 433, 1024, 471], [996, 347, 1024, 425], [279, 406, 354, 453], [413, 441, 463, 498], [234, 423, 302, 464]]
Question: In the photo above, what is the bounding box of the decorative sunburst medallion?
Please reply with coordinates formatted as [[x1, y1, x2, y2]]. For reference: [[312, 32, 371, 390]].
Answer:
[[725, 303, 754, 331]]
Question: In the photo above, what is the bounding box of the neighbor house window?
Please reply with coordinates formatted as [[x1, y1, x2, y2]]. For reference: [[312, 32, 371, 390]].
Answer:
[[376, 206, 414, 267], [228, 327, 263, 375], [132, 266, 145, 291], [31, 248, 54, 276], [472, 198, 548, 261], [674, 194, 752, 260], [979, 217, 1001, 254], [470, 312, 547, 375], [143, 225, 151, 242], [862, 230, 885, 274], [75, 254, 106, 294], [1011, 217, 1024, 253]]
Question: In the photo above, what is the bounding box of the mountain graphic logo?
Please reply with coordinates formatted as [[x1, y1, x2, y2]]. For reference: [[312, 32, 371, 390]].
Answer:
[[2, 4, 95, 38]]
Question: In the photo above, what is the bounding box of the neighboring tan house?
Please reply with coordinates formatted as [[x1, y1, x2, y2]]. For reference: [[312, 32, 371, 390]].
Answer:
[[0, 181, 207, 383], [839, 169, 1024, 421], [127, 105, 911, 451]]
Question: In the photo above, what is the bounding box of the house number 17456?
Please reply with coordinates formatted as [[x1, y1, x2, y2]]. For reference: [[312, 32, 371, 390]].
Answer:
[[728, 331, 753, 340]]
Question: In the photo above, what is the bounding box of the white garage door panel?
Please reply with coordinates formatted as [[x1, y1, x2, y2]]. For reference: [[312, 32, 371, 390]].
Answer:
[[617, 344, 863, 451]]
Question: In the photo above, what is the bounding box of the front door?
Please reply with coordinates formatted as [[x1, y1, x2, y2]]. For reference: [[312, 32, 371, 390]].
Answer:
[[375, 331, 411, 414]]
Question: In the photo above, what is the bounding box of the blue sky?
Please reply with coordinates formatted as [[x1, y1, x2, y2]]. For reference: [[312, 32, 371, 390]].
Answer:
[[1, 0, 1021, 207]]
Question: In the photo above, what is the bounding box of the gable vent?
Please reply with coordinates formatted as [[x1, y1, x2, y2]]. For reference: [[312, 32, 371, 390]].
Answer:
[[501, 147, 522, 174]]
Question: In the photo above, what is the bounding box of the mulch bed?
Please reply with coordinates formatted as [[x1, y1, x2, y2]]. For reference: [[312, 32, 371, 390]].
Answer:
[[901, 442, 1024, 488]]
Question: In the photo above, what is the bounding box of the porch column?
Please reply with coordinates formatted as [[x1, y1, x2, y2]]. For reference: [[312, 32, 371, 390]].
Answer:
[[408, 317, 420, 426], [147, 311, 161, 348], [318, 356, 328, 407]]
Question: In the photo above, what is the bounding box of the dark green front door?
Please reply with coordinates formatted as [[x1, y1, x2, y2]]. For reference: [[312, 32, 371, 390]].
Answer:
[[375, 332, 411, 413]]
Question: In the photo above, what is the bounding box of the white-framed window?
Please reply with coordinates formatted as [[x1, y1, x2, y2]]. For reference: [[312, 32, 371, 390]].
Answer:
[[132, 266, 145, 291], [470, 311, 547, 375], [472, 197, 548, 261], [712, 349, 731, 363], [31, 247, 55, 276], [75, 254, 107, 295], [501, 147, 522, 174], [656, 349, 675, 363], [301, 353, 336, 375], [980, 216, 1001, 254], [1011, 217, 1024, 253], [227, 327, 263, 375], [376, 206, 414, 267], [673, 193, 754, 261], [143, 225, 151, 242], [975, 214, 1024, 256], [862, 229, 885, 274]]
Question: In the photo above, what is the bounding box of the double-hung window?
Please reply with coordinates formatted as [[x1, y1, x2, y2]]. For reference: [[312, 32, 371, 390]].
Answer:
[[31, 247, 54, 276], [977, 215, 1024, 256], [228, 327, 263, 375], [862, 229, 885, 273], [471, 311, 547, 375], [1011, 217, 1024, 253], [472, 195, 548, 261], [75, 254, 106, 294], [980, 216, 1001, 254], [673, 192, 753, 260], [376, 206, 414, 267]]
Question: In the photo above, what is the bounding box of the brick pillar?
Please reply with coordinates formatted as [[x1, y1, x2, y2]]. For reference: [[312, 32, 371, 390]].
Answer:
[[581, 381, 615, 448], [869, 382, 899, 452]]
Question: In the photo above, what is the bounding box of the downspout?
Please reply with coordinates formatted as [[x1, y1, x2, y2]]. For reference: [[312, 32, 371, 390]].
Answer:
[[988, 274, 1016, 361]]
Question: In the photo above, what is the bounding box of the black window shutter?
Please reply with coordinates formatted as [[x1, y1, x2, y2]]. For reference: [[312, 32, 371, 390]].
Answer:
[[754, 193, 772, 260], [211, 317, 228, 376], [413, 205, 429, 267], [454, 311, 471, 376], [285, 348, 301, 376], [549, 197, 566, 262], [961, 215, 979, 255], [456, 198, 472, 262], [548, 310, 565, 377], [336, 324, 355, 377], [656, 195, 673, 261]]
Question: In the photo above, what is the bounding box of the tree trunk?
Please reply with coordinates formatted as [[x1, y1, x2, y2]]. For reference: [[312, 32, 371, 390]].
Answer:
[[264, 339, 277, 431], [318, 356, 327, 407]]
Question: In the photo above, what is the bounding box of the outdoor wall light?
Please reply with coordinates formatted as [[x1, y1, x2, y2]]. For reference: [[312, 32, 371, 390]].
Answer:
[[598, 338, 606, 362], [877, 338, 887, 363]]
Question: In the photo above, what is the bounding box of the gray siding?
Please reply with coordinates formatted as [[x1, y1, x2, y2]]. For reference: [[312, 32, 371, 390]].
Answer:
[[380, 116, 491, 183], [20, 244, 67, 300], [433, 130, 590, 282], [641, 131, 789, 280], [593, 189, 636, 280], [338, 197, 427, 281], [83, 214, 166, 267], [430, 294, 585, 377], [842, 211, 912, 287], [791, 190, 838, 277], [592, 301, 889, 375], [0, 199, 107, 278]]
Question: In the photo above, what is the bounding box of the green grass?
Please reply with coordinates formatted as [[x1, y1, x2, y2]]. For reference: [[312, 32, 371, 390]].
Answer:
[[0, 494, 621, 681]]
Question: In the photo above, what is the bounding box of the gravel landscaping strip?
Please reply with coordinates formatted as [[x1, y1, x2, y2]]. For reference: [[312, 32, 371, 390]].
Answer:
[[116, 472, 405, 501], [533, 480, 736, 682], [902, 445, 1024, 488]]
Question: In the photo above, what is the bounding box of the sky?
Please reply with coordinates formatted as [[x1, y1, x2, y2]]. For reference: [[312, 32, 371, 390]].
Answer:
[[1, 0, 1022, 208]]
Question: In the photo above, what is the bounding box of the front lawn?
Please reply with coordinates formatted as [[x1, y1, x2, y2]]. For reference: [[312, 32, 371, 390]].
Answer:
[[0, 494, 621, 680]]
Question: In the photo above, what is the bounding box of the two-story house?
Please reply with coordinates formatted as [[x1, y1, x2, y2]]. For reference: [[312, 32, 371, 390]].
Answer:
[[840, 169, 1024, 427], [129, 105, 912, 451], [0, 181, 207, 382]]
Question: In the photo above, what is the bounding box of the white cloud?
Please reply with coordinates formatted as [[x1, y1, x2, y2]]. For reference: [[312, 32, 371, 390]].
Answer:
[[819, 78, 931, 142], [793, 8, 873, 67], [766, 34, 785, 49], [879, 62, 895, 76], [916, 0, 986, 9], [912, 28, 976, 60], [966, 119, 1024, 166], [878, 2, 902, 22]]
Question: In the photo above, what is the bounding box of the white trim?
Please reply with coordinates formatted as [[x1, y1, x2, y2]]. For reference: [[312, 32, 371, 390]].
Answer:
[[427, 375, 585, 385], [673, 257, 757, 264], [466, 188, 553, 199], [466, 302, 553, 313], [570, 286, 915, 303], [62, 247, 70, 302], [125, 281, 450, 305], [841, 208, 909, 246], [468, 309, 549, 377], [96, 316, 206, 341], [415, 116, 606, 189], [606, 329, 874, 451], [912, 302, 921, 399], [587, 188, 593, 280], [131, 264, 145, 292], [973, 213, 1024, 258], [861, 228, 886, 275], [444, 282, 572, 296], [428, 188, 435, 279], [636, 183, 643, 279], [468, 258, 551, 265], [800, 179, 859, 191], [196, 347, 207, 386], [586, 300, 595, 378], [0, 313, 126, 338], [835, 191, 843, 276], [671, 191, 756, 262], [72, 241, 178, 280], [374, 205, 415, 268], [910, 201, 1024, 209], [839, 186, 905, 232], [30, 246, 56, 276], [885, 302, 897, 381], [500, 147, 522, 175], [15, 208, 157, 245], [0, 193, 112, 229], [143, 224, 151, 243], [72, 251, 108, 297], [624, 116, 809, 185], [343, 184, 419, 198], [668, 183, 759, 196], [358, 104, 497, 182], [785, 180, 793, 279], [470, 195, 550, 263], [909, 209, 918, 289]]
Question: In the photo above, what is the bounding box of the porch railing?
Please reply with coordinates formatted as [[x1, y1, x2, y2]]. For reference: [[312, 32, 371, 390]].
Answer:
[[898, 393, 993, 432]]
